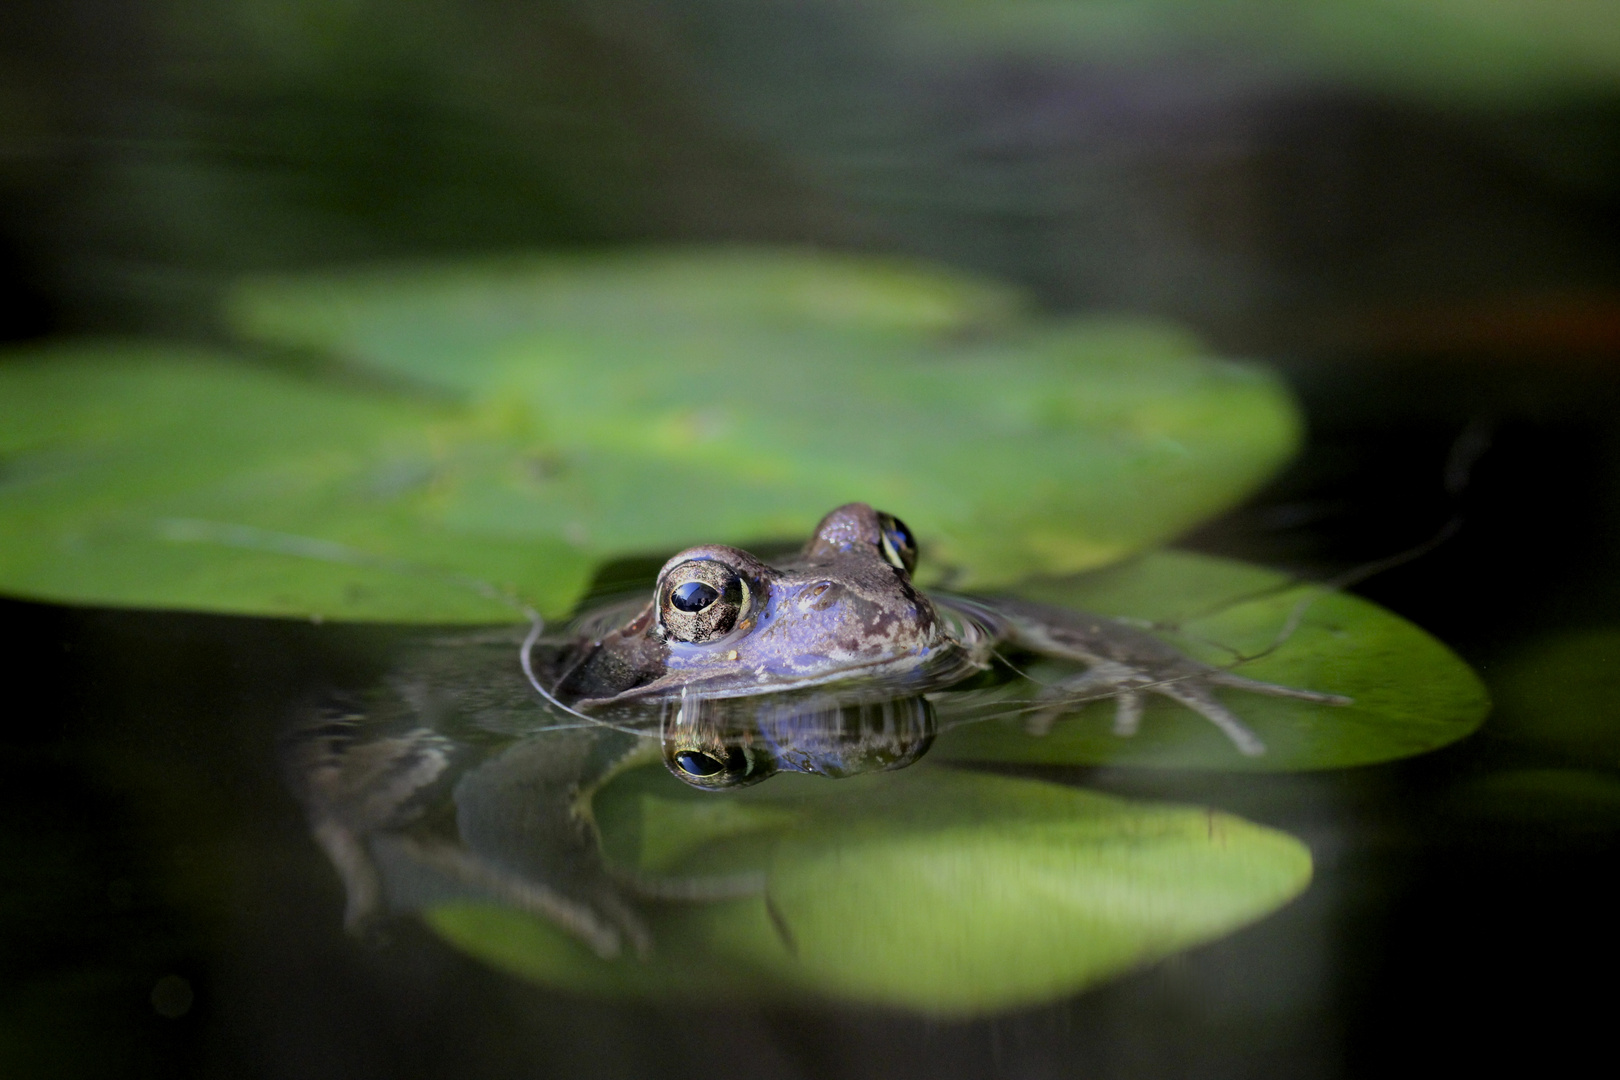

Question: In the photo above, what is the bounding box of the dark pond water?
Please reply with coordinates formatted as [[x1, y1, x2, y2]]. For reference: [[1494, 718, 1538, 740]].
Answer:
[[5, 355, 1617, 1079], [6, 2, 1620, 1070]]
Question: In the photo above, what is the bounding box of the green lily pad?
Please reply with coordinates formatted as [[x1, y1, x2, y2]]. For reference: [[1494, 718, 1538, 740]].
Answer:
[[225, 248, 1028, 364], [0, 341, 591, 621], [933, 550, 1490, 770], [425, 763, 1312, 1015], [226, 248, 1302, 587], [1, 251, 1298, 620]]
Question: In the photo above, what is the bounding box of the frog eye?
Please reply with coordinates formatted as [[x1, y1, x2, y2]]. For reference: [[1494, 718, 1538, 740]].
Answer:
[[659, 560, 750, 644], [665, 742, 770, 789], [875, 511, 918, 576]]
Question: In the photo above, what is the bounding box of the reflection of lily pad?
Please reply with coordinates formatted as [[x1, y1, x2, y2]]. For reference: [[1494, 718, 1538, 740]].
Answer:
[[933, 550, 1489, 771], [226, 249, 1302, 588], [425, 763, 1312, 1015]]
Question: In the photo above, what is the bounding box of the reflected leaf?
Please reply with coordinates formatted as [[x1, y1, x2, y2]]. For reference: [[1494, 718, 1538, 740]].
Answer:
[[933, 550, 1489, 770], [226, 248, 1302, 588], [425, 763, 1311, 1015]]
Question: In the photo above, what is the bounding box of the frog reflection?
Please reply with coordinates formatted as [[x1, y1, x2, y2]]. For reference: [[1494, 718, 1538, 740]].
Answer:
[[288, 503, 1347, 958], [659, 690, 936, 789], [287, 678, 940, 958]]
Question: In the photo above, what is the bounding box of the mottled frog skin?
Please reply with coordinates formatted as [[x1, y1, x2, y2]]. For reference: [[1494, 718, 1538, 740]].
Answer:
[[288, 503, 1347, 957]]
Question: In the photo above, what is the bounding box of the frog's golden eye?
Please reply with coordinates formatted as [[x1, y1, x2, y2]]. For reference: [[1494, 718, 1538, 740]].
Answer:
[[659, 559, 749, 644], [875, 511, 918, 576]]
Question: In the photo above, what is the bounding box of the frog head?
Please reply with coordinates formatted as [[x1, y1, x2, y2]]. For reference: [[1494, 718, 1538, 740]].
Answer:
[[554, 502, 950, 715]]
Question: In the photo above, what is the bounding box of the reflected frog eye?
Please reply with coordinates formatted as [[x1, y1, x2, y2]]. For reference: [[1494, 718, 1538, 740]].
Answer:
[[659, 560, 749, 644], [674, 750, 724, 776], [665, 743, 768, 789], [876, 511, 918, 576]]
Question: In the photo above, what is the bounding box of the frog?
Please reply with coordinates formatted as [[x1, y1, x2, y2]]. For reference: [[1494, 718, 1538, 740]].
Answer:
[[287, 502, 1347, 957], [549, 501, 1347, 771]]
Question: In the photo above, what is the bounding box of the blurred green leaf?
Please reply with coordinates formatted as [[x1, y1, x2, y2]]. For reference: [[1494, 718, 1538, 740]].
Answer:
[[226, 248, 1027, 355], [933, 550, 1489, 770], [226, 248, 1302, 588], [425, 763, 1312, 1014], [893, 1, 1620, 104]]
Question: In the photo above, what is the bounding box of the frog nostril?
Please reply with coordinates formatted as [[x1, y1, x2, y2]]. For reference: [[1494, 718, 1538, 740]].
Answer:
[[801, 581, 842, 610]]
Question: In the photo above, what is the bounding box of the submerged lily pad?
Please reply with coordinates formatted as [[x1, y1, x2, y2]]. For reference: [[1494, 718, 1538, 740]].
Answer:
[[933, 550, 1490, 771], [425, 763, 1312, 1015], [226, 249, 1302, 587]]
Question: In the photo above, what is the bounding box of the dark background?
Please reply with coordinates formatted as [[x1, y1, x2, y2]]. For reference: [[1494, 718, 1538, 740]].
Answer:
[[3, 2, 1619, 1076]]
